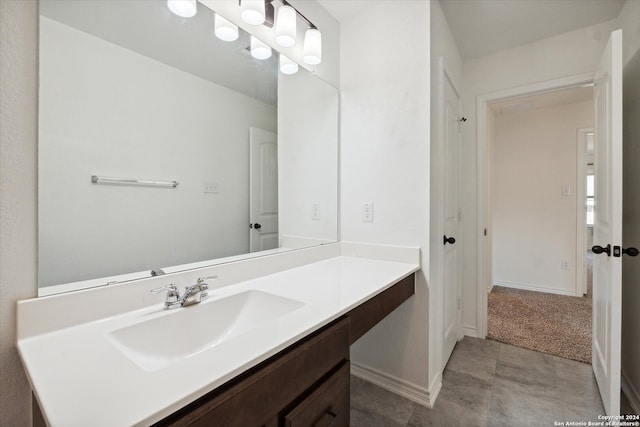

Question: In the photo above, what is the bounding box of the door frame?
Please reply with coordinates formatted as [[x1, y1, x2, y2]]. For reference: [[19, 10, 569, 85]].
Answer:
[[576, 127, 594, 296], [475, 72, 594, 338]]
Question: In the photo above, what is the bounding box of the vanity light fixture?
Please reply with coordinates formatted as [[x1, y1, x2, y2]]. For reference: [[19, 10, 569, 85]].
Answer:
[[251, 36, 272, 60], [215, 14, 239, 41], [167, 0, 197, 18], [234, 0, 323, 65], [275, 5, 296, 47], [302, 28, 321, 65], [240, 0, 266, 25], [279, 54, 298, 75]]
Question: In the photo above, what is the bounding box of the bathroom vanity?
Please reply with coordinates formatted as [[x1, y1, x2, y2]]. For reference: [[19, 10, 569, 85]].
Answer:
[[156, 274, 414, 427], [18, 243, 419, 426]]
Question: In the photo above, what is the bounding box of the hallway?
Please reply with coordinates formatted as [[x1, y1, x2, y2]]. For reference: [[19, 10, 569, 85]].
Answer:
[[351, 337, 609, 426]]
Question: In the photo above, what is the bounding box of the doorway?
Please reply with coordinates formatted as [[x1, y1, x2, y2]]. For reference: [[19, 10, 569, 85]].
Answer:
[[476, 29, 625, 414], [483, 85, 594, 363], [475, 72, 594, 336]]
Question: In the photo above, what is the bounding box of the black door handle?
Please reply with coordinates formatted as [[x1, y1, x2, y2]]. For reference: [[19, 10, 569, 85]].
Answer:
[[592, 244, 611, 256], [623, 247, 639, 257], [443, 235, 456, 245], [252, 223, 262, 230]]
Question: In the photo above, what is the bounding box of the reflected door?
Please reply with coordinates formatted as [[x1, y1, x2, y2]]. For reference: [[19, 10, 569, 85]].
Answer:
[[249, 127, 278, 252]]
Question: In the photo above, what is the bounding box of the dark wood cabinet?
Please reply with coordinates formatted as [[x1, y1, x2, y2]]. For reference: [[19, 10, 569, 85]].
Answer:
[[282, 362, 350, 427], [150, 273, 415, 427], [156, 318, 350, 427], [348, 274, 415, 345]]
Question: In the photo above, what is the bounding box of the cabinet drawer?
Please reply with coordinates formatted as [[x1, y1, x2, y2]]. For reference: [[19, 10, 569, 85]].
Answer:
[[157, 317, 349, 427], [283, 361, 350, 427]]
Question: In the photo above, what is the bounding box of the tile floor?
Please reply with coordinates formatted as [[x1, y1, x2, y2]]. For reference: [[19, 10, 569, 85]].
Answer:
[[350, 337, 636, 426]]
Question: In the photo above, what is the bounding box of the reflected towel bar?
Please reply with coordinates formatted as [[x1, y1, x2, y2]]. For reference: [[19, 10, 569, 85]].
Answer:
[[91, 175, 179, 188]]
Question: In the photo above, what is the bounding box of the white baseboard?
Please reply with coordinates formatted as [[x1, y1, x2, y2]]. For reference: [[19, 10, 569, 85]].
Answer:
[[463, 326, 479, 338], [622, 369, 640, 415], [350, 362, 437, 408], [492, 280, 580, 297]]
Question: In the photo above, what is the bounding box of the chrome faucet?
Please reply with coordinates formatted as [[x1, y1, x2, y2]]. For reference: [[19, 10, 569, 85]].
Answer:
[[150, 276, 217, 310]]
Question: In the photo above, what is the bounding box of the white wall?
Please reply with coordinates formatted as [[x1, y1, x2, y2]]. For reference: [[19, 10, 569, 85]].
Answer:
[[620, 0, 640, 413], [39, 17, 277, 286], [0, 1, 38, 426], [491, 100, 593, 296], [461, 19, 618, 334], [278, 70, 339, 247], [430, 0, 463, 90], [341, 1, 435, 402]]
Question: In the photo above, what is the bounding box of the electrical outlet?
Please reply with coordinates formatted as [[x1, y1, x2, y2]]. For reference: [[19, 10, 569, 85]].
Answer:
[[312, 203, 320, 220], [362, 202, 374, 222], [203, 182, 219, 194], [561, 259, 570, 270]]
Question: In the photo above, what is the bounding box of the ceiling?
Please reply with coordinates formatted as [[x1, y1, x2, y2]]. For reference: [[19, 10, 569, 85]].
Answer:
[[318, 0, 625, 59], [440, 0, 624, 59], [316, 0, 383, 23]]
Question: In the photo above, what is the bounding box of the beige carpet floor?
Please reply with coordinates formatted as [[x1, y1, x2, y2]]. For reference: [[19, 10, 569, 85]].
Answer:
[[487, 254, 592, 364]]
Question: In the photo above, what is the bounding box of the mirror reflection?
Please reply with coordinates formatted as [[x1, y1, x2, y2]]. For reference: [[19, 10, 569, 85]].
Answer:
[[38, 0, 338, 294]]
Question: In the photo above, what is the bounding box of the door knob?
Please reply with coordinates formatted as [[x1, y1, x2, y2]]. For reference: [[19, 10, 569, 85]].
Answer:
[[592, 244, 611, 256], [443, 235, 456, 245], [623, 247, 639, 257], [252, 223, 262, 230]]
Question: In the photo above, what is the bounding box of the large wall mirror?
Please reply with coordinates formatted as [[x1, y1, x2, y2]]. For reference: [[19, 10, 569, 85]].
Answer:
[[38, 0, 338, 295]]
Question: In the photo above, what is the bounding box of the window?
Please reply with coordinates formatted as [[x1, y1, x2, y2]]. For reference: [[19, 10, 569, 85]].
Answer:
[[586, 174, 595, 226]]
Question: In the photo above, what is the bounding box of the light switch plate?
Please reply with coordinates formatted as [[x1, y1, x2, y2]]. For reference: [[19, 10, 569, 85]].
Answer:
[[362, 202, 374, 222]]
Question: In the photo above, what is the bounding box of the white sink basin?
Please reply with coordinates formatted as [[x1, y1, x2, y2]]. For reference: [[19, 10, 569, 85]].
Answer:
[[107, 290, 304, 371]]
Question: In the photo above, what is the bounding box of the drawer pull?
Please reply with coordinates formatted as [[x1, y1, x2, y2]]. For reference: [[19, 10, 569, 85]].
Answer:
[[314, 409, 340, 427]]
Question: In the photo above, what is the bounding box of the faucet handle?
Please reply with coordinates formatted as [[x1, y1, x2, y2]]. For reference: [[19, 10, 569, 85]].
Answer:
[[150, 284, 181, 308], [197, 275, 217, 285], [150, 284, 178, 294], [191, 276, 215, 301]]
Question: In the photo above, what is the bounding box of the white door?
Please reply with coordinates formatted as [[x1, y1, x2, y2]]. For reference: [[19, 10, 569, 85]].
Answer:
[[591, 29, 623, 416], [249, 127, 278, 252], [442, 65, 462, 365]]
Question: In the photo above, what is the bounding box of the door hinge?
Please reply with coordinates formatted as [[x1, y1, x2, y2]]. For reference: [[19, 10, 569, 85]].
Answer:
[[458, 117, 467, 133]]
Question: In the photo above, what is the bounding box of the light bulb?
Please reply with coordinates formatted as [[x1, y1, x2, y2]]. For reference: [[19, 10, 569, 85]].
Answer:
[[167, 0, 197, 18], [241, 0, 265, 26], [251, 36, 272, 60], [279, 55, 298, 75], [275, 5, 296, 48], [302, 28, 322, 65], [214, 14, 239, 42]]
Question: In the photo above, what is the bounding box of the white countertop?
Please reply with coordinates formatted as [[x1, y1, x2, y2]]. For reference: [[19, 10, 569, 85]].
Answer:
[[18, 254, 419, 426]]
